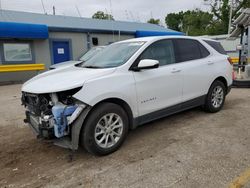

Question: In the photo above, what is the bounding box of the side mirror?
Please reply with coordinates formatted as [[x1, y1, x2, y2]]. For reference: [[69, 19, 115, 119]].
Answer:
[[132, 59, 159, 71]]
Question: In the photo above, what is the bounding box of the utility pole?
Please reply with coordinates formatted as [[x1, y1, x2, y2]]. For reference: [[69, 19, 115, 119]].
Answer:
[[228, 0, 233, 34]]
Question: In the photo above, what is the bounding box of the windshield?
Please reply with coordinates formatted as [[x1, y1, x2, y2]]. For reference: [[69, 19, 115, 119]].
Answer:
[[81, 42, 145, 68], [79, 46, 105, 61]]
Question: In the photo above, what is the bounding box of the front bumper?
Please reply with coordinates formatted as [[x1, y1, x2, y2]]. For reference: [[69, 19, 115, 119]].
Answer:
[[24, 106, 91, 150], [24, 111, 54, 139]]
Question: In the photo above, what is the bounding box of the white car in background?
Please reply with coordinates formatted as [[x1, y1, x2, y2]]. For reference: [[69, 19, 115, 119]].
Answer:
[[21, 36, 233, 155], [49, 46, 105, 69]]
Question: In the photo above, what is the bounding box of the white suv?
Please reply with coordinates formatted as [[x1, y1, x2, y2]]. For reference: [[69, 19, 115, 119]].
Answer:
[[22, 36, 233, 155]]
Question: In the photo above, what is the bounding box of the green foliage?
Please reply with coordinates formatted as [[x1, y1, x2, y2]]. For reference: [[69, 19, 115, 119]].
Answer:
[[182, 10, 213, 36], [92, 11, 114, 20], [165, 12, 184, 31], [147, 18, 160, 25], [165, 0, 249, 36], [165, 9, 213, 36], [204, 0, 249, 34]]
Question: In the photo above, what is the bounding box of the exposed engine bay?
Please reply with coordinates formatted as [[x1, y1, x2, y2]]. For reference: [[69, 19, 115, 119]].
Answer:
[[21, 87, 86, 139]]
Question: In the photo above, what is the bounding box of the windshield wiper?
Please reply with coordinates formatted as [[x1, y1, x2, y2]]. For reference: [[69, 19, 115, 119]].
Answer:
[[82, 65, 102, 69]]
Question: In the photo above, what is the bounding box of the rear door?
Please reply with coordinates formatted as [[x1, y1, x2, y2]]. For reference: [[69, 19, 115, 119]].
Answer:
[[132, 39, 183, 116], [173, 39, 213, 102]]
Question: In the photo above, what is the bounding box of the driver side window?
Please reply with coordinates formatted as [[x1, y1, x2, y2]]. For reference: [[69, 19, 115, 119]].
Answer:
[[140, 40, 175, 66]]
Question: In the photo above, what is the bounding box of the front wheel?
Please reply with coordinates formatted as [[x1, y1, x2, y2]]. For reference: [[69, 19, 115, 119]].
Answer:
[[81, 103, 129, 155], [204, 80, 226, 113]]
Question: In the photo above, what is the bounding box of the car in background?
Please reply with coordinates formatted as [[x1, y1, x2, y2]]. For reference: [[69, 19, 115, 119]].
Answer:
[[49, 46, 106, 69], [22, 36, 233, 156]]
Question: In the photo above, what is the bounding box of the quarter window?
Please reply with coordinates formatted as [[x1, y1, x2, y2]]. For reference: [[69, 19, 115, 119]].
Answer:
[[204, 40, 227, 55], [139, 40, 175, 66], [199, 42, 210, 58], [3, 43, 32, 62]]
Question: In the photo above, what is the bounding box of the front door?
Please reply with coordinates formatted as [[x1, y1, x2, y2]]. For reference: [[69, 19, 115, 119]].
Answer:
[[133, 39, 183, 116], [52, 41, 71, 64]]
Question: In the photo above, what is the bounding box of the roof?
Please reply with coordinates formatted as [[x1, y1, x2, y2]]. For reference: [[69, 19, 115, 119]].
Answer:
[[0, 9, 176, 34], [119, 35, 208, 43]]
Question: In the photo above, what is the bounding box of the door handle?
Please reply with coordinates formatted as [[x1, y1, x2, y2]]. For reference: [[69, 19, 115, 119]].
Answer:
[[207, 62, 214, 65], [171, 69, 181, 73]]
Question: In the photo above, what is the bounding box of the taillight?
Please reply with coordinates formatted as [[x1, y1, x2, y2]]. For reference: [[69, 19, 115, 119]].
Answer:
[[227, 57, 233, 65], [232, 71, 236, 80]]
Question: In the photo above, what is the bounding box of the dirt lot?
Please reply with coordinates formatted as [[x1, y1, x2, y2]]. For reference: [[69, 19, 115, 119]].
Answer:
[[0, 84, 250, 188]]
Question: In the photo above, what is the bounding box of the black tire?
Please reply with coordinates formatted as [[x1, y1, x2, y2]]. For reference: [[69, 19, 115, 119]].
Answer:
[[204, 80, 226, 113], [81, 103, 129, 156]]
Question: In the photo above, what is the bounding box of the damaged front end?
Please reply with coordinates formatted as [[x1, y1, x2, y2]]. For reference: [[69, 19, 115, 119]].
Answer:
[[22, 87, 90, 150]]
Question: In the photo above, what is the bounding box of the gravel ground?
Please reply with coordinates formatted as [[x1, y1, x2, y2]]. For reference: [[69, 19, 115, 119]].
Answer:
[[0, 84, 250, 188]]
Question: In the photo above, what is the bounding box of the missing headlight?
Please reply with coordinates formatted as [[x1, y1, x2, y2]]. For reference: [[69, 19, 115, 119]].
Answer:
[[57, 87, 82, 105]]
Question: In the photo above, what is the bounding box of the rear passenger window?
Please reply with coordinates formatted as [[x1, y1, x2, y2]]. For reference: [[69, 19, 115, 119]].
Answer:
[[174, 39, 204, 62], [140, 40, 175, 66], [204, 40, 227, 55]]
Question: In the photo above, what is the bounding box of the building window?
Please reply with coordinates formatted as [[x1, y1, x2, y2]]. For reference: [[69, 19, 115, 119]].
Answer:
[[92, 37, 98, 46], [3, 43, 32, 62]]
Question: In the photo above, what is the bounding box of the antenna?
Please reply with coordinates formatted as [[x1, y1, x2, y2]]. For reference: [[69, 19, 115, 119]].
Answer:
[[136, 13, 141, 22], [109, 0, 113, 20], [125, 10, 129, 21], [53, 6, 55, 15], [109, 0, 115, 42], [129, 11, 135, 21], [75, 5, 82, 18], [41, 0, 47, 14]]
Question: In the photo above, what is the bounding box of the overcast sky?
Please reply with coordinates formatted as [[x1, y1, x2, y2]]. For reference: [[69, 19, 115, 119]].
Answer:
[[0, 0, 209, 24]]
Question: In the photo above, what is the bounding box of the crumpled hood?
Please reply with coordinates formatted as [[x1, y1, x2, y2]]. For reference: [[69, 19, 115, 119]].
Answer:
[[22, 66, 116, 94]]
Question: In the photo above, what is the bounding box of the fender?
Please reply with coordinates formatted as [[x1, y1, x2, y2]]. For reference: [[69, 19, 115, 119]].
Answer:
[[71, 106, 91, 150]]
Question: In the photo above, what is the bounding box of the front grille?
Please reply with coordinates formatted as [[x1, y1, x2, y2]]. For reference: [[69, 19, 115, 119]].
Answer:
[[22, 92, 51, 115], [22, 92, 41, 115]]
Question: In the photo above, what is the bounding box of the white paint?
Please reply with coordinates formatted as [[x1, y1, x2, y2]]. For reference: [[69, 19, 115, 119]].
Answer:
[[22, 36, 233, 119], [57, 48, 64, 54]]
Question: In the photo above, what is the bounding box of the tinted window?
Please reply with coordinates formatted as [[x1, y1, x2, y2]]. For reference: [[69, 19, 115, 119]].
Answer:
[[140, 40, 175, 66], [204, 40, 227, 55], [199, 43, 210, 58], [174, 39, 202, 62]]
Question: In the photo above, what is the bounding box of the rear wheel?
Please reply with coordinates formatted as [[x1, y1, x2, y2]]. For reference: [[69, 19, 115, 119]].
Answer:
[[204, 80, 226, 113], [81, 103, 129, 155]]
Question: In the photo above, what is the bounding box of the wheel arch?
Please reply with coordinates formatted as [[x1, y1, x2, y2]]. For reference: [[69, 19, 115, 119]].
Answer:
[[96, 98, 134, 129], [84, 98, 135, 130], [215, 76, 228, 88], [208, 76, 228, 93]]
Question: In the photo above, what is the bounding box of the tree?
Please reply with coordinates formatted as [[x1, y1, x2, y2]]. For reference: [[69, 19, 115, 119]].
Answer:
[[92, 11, 114, 20], [165, 0, 249, 36], [165, 9, 213, 36], [165, 12, 184, 32], [147, 18, 160, 25], [182, 10, 213, 36], [204, 0, 250, 34]]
